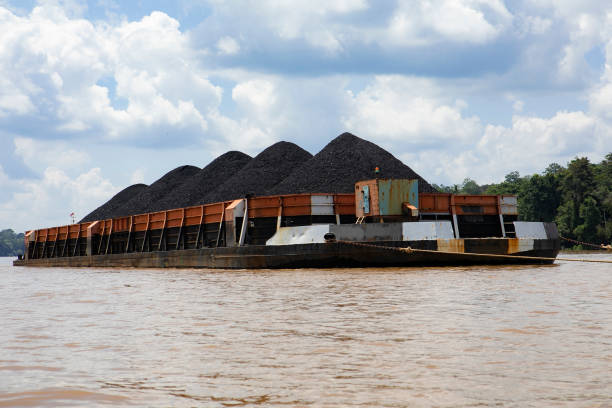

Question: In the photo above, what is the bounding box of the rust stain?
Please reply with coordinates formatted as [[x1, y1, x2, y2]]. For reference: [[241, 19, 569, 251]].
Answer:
[[507, 238, 520, 254], [437, 239, 464, 253]]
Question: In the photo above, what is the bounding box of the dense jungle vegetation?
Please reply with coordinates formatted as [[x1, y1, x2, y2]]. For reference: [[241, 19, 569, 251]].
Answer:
[[434, 153, 612, 248], [0, 229, 25, 256]]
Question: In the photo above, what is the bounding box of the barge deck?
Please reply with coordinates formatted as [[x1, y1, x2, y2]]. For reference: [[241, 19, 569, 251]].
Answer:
[[13, 178, 561, 269]]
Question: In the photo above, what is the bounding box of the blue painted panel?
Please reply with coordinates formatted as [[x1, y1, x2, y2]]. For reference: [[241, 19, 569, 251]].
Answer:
[[377, 179, 418, 216], [362, 185, 370, 214]]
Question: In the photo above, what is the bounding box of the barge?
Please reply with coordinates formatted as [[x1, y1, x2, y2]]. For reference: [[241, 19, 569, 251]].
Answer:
[[13, 178, 560, 268]]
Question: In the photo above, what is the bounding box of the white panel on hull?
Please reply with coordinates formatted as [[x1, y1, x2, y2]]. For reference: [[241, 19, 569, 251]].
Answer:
[[402, 221, 454, 241], [514, 222, 547, 239], [266, 225, 330, 245]]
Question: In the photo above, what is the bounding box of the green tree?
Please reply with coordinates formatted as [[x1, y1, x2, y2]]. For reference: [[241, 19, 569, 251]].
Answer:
[[0, 229, 25, 256], [433, 183, 456, 193], [593, 153, 612, 239], [544, 162, 565, 176], [426, 154, 611, 245], [485, 171, 525, 195], [460, 178, 482, 195], [519, 173, 561, 221], [573, 197, 601, 244], [555, 200, 575, 238], [561, 157, 596, 229]]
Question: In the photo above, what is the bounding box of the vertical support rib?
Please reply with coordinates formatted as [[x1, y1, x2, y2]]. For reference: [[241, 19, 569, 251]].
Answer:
[[125, 216, 133, 253], [158, 212, 167, 251], [50, 227, 58, 258], [141, 214, 150, 252], [215, 203, 225, 248], [334, 195, 340, 225], [238, 198, 248, 246], [105, 219, 113, 255], [86, 222, 98, 257], [41, 230, 48, 258], [60, 228, 69, 257], [196, 205, 204, 248], [73, 225, 81, 257], [276, 197, 283, 231], [97, 221, 105, 255], [176, 208, 185, 250], [450, 195, 460, 239], [497, 196, 506, 238]]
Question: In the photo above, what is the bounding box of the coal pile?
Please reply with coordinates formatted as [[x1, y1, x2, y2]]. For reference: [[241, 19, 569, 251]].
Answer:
[[268, 132, 436, 195], [202, 142, 313, 204], [113, 165, 201, 217], [153, 151, 252, 210], [81, 133, 437, 223], [80, 184, 148, 223]]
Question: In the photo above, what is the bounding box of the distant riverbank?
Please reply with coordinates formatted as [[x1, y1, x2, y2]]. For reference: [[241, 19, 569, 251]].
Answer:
[[0, 229, 24, 257]]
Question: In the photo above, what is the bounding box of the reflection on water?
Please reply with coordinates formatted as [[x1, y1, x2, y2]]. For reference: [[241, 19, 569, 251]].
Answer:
[[0, 254, 611, 407]]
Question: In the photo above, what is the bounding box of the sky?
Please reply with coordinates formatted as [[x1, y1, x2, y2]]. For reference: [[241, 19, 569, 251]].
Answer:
[[0, 0, 611, 232]]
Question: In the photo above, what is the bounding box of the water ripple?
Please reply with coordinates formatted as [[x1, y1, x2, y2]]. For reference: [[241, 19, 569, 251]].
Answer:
[[0, 254, 611, 406]]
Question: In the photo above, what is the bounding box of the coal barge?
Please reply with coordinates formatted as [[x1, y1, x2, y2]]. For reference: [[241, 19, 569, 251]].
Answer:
[[14, 178, 560, 269]]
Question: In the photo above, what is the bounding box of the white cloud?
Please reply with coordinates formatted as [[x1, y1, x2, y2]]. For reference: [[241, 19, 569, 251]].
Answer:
[[0, 135, 123, 231], [203, 0, 367, 54], [13, 137, 90, 172], [557, 13, 603, 81], [480, 111, 597, 163], [512, 100, 524, 112], [203, 78, 282, 155], [337, 74, 610, 184], [248, 0, 367, 40], [304, 29, 344, 54], [342, 76, 482, 145], [232, 79, 277, 115], [516, 15, 552, 36], [204, 75, 354, 156], [0, 164, 10, 187], [129, 168, 145, 184], [388, 0, 512, 46], [206, 110, 275, 156], [0, 166, 117, 231], [528, 0, 610, 19], [589, 27, 612, 122], [205, 0, 513, 51], [590, 82, 612, 122], [393, 110, 602, 185], [515, 2, 611, 84], [216, 36, 240, 55], [0, 6, 220, 145]]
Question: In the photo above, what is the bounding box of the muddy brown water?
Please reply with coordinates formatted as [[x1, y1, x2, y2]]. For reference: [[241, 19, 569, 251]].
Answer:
[[1, 254, 611, 407]]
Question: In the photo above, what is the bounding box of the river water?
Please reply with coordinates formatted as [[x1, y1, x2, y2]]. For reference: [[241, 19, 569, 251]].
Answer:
[[0, 254, 611, 407]]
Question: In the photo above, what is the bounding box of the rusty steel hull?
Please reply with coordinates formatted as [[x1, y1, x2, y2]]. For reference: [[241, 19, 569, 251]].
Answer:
[[13, 238, 559, 269]]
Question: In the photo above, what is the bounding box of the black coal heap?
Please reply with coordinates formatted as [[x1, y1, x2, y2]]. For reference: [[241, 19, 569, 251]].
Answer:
[[80, 183, 148, 223], [113, 165, 200, 217], [201, 141, 313, 204], [268, 132, 436, 195], [82, 133, 436, 222], [153, 151, 252, 210]]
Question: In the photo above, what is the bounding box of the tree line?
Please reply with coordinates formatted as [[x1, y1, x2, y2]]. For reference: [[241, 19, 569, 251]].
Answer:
[[0, 229, 25, 257], [434, 153, 612, 248]]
